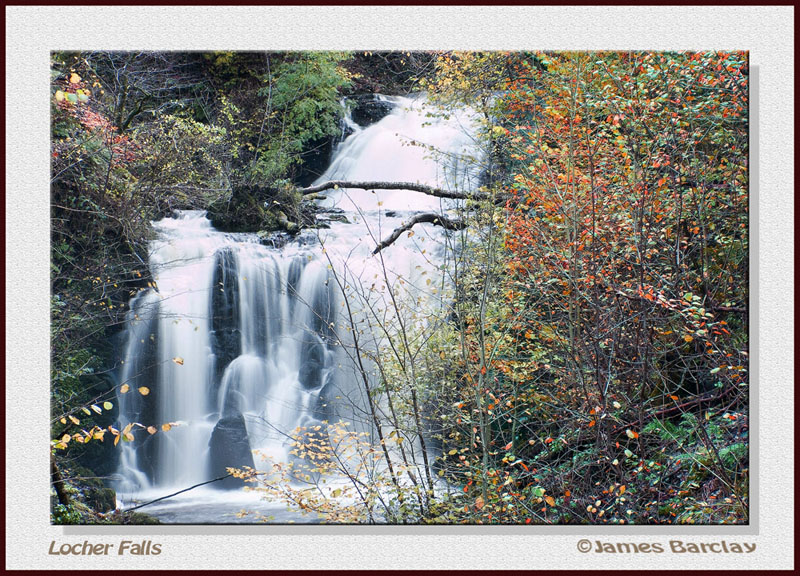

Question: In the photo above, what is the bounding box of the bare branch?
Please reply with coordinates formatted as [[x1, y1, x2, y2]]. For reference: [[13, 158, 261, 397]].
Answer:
[[372, 213, 467, 254], [300, 180, 498, 202]]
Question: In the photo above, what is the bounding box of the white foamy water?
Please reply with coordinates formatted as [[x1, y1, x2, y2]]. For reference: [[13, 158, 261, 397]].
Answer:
[[115, 94, 480, 522]]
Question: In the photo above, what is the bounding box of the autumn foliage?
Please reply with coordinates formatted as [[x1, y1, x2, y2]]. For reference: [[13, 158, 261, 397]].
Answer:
[[426, 51, 749, 524]]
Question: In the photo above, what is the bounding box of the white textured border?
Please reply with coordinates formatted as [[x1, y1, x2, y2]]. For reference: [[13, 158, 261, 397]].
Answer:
[[6, 6, 794, 571]]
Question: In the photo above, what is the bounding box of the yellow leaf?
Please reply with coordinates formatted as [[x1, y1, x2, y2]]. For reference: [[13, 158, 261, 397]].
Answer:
[[173, 357, 184, 365], [69, 73, 81, 84], [61, 434, 71, 443], [55, 90, 65, 102], [120, 384, 130, 394], [60, 418, 67, 425], [619, 485, 626, 495], [147, 426, 157, 435], [91, 404, 102, 414], [68, 415, 80, 425], [138, 386, 150, 396], [545, 496, 556, 507], [161, 423, 172, 432], [103, 401, 113, 410]]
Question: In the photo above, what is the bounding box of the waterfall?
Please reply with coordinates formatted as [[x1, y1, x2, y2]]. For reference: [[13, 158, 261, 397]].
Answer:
[[115, 94, 479, 513]]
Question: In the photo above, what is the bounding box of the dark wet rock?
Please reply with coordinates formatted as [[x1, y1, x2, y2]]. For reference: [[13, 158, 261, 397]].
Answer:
[[211, 248, 242, 387], [296, 136, 337, 188], [350, 94, 394, 127], [313, 380, 336, 422], [257, 230, 292, 249], [299, 335, 326, 390], [208, 413, 255, 489]]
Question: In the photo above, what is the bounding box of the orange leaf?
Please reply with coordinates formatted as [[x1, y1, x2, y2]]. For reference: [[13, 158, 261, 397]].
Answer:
[[544, 496, 556, 507]]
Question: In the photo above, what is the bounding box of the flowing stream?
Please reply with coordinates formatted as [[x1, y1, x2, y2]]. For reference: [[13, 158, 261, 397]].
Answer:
[[114, 94, 479, 523]]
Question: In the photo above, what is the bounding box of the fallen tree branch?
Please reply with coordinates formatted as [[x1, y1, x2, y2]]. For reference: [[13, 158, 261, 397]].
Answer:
[[120, 473, 235, 513], [300, 180, 498, 202], [373, 213, 467, 254]]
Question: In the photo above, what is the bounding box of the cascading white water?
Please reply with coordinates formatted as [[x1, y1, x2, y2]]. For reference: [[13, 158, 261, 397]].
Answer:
[[115, 94, 479, 519]]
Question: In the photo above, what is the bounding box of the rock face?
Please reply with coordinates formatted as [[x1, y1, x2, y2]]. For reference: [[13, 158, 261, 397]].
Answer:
[[299, 334, 326, 390], [314, 380, 336, 422], [208, 413, 255, 489], [296, 136, 336, 187], [350, 94, 394, 127], [211, 248, 241, 388]]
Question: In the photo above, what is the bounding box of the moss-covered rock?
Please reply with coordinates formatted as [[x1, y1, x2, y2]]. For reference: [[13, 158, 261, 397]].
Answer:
[[208, 182, 307, 234], [121, 512, 161, 525], [86, 487, 116, 513]]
